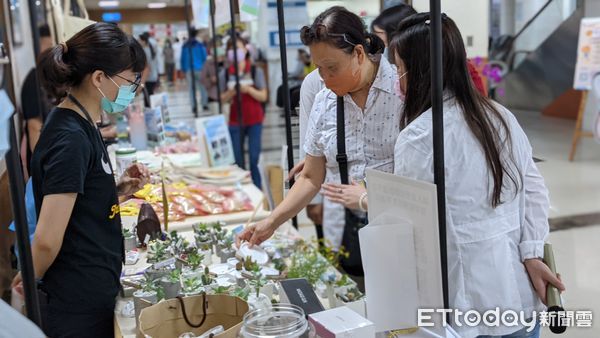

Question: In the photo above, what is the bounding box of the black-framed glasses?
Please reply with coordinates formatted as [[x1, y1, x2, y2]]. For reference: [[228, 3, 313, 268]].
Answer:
[[115, 73, 142, 92]]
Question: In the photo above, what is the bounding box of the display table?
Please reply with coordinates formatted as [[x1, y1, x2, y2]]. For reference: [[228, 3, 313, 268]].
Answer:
[[113, 222, 339, 338]]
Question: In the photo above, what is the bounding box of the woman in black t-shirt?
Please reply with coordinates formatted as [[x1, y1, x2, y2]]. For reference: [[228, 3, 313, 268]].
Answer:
[[11, 23, 150, 337]]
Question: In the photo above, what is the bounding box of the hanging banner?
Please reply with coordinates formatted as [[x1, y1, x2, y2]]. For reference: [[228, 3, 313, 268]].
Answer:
[[192, 0, 210, 28], [574, 17, 600, 90], [240, 0, 260, 22], [215, 0, 233, 28]]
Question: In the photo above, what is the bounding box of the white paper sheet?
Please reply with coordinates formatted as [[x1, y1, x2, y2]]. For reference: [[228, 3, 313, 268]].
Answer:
[[363, 169, 446, 337], [359, 218, 419, 332]]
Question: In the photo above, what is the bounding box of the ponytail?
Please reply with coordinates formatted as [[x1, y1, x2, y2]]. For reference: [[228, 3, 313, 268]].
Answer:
[[37, 43, 74, 104], [365, 32, 385, 55]]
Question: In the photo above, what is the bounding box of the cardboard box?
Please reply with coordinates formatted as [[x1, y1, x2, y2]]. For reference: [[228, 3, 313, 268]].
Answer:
[[309, 306, 376, 338]]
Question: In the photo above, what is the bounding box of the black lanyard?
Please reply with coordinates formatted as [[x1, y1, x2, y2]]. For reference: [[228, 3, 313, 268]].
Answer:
[[67, 93, 114, 174]]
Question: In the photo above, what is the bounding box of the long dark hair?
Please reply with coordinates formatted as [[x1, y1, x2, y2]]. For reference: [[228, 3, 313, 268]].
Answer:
[[371, 4, 416, 44], [390, 13, 521, 207], [300, 6, 385, 55], [38, 23, 146, 103]]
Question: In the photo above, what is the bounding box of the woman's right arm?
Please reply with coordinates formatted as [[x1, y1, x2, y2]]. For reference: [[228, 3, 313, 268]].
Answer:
[[12, 193, 77, 292], [236, 154, 326, 246], [31, 194, 77, 278]]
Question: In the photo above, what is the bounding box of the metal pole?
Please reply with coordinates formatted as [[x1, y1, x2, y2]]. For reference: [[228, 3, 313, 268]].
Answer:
[[185, 0, 199, 117], [429, 0, 449, 316], [210, 0, 223, 115], [5, 115, 41, 326], [275, 0, 298, 228], [229, 0, 245, 169]]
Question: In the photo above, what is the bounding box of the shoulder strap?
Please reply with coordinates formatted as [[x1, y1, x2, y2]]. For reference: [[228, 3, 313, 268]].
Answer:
[[336, 96, 349, 185], [251, 64, 256, 83]]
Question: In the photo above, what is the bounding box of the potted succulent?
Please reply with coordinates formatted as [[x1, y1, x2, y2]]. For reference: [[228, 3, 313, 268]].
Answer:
[[181, 251, 204, 280], [230, 286, 251, 301], [201, 266, 218, 292], [212, 285, 232, 295], [146, 239, 172, 264], [218, 236, 236, 263], [123, 228, 137, 252], [182, 276, 204, 296], [160, 269, 182, 299], [246, 267, 270, 310], [133, 280, 162, 329], [287, 246, 329, 287], [199, 243, 213, 266]]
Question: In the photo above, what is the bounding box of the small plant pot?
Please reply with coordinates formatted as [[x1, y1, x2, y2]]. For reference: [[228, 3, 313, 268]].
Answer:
[[219, 248, 236, 263], [133, 290, 157, 329], [247, 293, 271, 311], [182, 268, 203, 280], [200, 249, 212, 266], [203, 282, 218, 293], [183, 289, 203, 297], [144, 267, 170, 282], [195, 237, 213, 252], [160, 279, 181, 299], [124, 236, 137, 252]]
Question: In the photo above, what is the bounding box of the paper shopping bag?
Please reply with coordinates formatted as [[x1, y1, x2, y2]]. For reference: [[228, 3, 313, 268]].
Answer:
[[138, 293, 249, 338]]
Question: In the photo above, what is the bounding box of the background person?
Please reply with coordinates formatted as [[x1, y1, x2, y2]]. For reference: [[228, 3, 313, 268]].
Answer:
[[221, 36, 268, 188]]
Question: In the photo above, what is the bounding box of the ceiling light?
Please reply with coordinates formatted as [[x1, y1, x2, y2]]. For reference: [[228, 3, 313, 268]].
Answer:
[[147, 2, 167, 9], [98, 1, 119, 8]]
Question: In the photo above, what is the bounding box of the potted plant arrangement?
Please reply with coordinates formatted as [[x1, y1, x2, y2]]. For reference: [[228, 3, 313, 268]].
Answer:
[[246, 266, 270, 310], [181, 276, 204, 296], [123, 228, 137, 252], [160, 269, 182, 299]]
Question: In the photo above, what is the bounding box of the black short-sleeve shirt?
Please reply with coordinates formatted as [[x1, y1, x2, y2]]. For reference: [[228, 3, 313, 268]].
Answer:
[[30, 107, 123, 312]]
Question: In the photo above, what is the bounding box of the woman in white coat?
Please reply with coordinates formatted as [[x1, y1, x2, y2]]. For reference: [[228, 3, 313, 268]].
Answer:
[[322, 12, 565, 338]]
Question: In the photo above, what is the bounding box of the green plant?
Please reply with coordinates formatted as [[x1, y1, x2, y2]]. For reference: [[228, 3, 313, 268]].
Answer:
[[142, 279, 165, 300], [222, 235, 234, 249], [230, 286, 251, 301], [247, 269, 267, 298], [314, 238, 349, 269], [182, 277, 203, 294], [194, 223, 210, 235], [147, 240, 170, 263], [166, 269, 181, 283], [122, 228, 133, 238], [287, 245, 329, 286], [201, 267, 214, 286], [335, 274, 353, 287], [213, 285, 232, 295], [243, 257, 259, 272], [212, 222, 223, 233], [186, 252, 204, 270], [196, 232, 211, 243], [272, 258, 287, 273]]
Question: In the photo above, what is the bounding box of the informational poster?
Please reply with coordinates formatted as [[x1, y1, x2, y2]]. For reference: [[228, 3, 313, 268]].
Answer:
[[574, 18, 600, 90], [362, 169, 446, 337], [266, 0, 308, 49], [214, 0, 232, 28], [195, 115, 235, 168]]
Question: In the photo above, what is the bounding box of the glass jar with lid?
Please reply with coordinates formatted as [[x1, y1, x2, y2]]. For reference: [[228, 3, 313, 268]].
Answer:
[[239, 304, 316, 338]]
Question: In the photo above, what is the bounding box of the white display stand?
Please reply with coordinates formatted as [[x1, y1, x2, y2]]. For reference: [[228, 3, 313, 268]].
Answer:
[[361, 169, 450, 337]]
